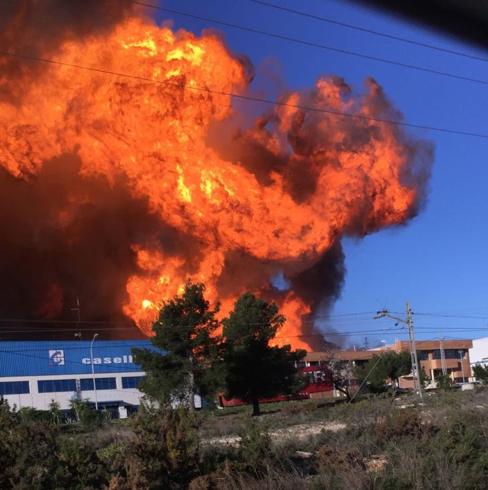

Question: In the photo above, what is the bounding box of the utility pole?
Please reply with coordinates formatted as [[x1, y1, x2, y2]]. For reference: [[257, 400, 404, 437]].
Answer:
[[458, 350, 466, 384], [72, 297, 82, 341], [71, 297, 81, 322], [440, 338, 447, 375], [406, 303, 423, 399], [374, 303, 423, 402], [90, 333, 99, 410]]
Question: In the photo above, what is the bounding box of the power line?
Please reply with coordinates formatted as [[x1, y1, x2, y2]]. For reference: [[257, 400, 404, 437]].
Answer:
[[248, 0, 488, 63], [414, 312, 488, 320], [1, 50, 487, 140], [0, 326, 406, 336], [0, 329, 480, 344], [0, 311, 378, 327], [0, 311, 415, 327], [0, 328, 138, 333], [0, 342, 152, 353], [16, 324, 478, 337], [0, 318, 135, 325], [415, 327, 488, 332], [0, 314, 485, 333], [134, 2, 488, 88], [0, 317, 485, 333]]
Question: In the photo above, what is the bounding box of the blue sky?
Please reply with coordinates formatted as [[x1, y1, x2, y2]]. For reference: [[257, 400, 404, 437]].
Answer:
[[155, 0, 488, 346]]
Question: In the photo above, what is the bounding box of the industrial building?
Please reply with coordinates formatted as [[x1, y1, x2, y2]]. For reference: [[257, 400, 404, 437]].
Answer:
[[0, 339, 153, 417]]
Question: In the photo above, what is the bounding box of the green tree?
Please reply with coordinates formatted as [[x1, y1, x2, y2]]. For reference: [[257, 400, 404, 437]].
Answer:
[[382, 351, 412, 387], [473, 364, 488, 383], [222, 293, 306, 416], [436, 373, 453, 390], [48, 400, 62, 426], [70, 399, 103, 429], [419, 366, 429, 387], [327, 359, 355, 401], [355, 351, 411, 392], [133, 282, 221, 406]]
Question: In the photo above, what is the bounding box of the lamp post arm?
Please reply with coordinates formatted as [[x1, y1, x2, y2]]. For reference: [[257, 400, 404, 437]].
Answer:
[[383, 314, 407, 325]]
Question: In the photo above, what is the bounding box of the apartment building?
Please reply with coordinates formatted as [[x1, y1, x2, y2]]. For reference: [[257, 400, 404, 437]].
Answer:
[[303, 339, 473, 393], [389, 339, 472, 385]]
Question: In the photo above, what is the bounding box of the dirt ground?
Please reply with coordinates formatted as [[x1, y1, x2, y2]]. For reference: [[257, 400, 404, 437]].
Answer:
[[205, 420, 347, 447]]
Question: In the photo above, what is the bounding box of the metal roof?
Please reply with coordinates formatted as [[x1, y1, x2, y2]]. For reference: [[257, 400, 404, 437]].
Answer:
[[0, 339, 155, 378]]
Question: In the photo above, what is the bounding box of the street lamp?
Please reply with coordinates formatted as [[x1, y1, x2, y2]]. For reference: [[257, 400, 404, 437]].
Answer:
[[458, 350, 466, 384], [90, 333, 99, 410]]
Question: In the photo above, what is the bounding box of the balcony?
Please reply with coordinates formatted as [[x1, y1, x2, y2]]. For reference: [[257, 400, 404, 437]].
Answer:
[[422, 359, 460, 370]]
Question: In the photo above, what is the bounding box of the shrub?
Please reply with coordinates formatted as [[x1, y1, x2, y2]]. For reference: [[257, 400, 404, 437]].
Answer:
[[7, 420, 63, 489], [70, 399, 103, 429], [121, 407, 200, 489], [374, 409, 434, 444], [58, 436, 112, 489], [238, 419, 272, 476]]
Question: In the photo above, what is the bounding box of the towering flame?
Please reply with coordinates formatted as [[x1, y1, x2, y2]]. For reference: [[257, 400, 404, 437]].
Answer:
[[0, 3, 432, 349]]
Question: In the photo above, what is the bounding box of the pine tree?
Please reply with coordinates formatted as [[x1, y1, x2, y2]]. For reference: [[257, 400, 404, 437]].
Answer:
[[222, 293, 306, 416], [133, 282, 221, 407]]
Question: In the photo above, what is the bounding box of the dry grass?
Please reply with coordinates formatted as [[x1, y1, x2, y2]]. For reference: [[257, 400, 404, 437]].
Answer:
[[195, 387, 488, 489]]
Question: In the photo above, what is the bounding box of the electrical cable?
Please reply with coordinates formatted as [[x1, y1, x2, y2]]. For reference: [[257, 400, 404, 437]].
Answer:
[[0, 49, 487, 140], [247, 0, 488, 63], [134, 2, 488, 87], [414, 312, 488, 320]]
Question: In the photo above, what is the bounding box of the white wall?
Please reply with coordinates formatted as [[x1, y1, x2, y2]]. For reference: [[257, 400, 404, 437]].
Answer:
[[1, 372, 145, 411], [470, 337, 488, 366]]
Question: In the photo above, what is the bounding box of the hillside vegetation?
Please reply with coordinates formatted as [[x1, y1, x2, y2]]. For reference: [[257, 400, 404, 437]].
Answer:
[[2, 388, 488, 488]]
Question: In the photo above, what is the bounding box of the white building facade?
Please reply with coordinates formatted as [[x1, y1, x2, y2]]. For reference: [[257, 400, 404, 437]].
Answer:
[[470, 337, 488, 367], [0, 340, 154, 416]]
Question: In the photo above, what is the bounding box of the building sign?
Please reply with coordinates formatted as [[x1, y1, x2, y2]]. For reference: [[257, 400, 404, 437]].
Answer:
[[81, 354, 134, 365], [0, 340, 151, 377], [48, 349, 65, 366]]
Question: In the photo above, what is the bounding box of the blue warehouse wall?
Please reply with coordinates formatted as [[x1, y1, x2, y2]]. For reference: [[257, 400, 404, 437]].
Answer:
[[0, 340, 156, 377]]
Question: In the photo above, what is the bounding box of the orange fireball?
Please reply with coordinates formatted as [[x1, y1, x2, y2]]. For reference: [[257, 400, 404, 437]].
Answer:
[[0, 12, 431, 350]]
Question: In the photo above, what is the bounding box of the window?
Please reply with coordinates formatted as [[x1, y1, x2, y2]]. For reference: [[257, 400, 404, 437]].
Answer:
[[433, 349, 465, 360], [38, 379, 76, 393], [449, 349, 466, 359], [122, 376, 145, 389], [417, 351, 429, 361], [0, 381, 29, 395], [79, 378, 116, 391], [95, 378, 116, 390], [80, 378, 94, 391]]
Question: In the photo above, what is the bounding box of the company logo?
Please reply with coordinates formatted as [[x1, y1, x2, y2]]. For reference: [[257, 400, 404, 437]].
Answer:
[[49, 349, 65, 366], [81, 354, 134, 365]]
